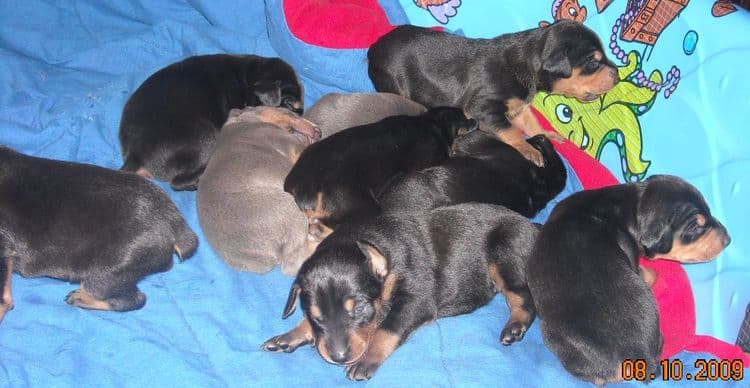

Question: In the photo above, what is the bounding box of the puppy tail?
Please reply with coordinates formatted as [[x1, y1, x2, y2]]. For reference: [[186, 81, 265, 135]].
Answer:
[[172, 221, 199, 262]]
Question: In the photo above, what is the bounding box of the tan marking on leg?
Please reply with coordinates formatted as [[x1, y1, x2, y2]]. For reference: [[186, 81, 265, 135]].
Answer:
[[496, 125, 545, 167], [253, 106, 320, 144], [0, 258, 14, 322], [639, 265, 657, 287], [66, 288, 114, 311], [489, 263, 532, 344], [135, 168, 153, 178], [261, 318, 315, 353], [346, 329, 401, 380]]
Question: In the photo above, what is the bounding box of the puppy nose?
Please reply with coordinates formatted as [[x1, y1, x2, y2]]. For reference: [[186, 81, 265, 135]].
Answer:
[[723, 234, 731, 247], [330, 349, 349, 364]]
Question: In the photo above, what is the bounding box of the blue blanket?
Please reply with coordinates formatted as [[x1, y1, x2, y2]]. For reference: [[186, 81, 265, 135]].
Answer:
[[0, 1, 744, 386]]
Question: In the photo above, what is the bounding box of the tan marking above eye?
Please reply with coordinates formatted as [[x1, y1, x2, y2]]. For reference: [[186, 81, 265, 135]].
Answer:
[[309, 304, 322, 318], [696, 214, 707, 226], [593, 51, 603, 61], [344, 298, 355, 312]]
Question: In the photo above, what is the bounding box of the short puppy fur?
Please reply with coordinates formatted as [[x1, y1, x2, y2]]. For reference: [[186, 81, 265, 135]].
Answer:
[[378, 131, 566, 217], [0, 146, 198, 321], [304, 92, 426, 138], [262, 203, 538, 380], [284, 107, 476, 231], [526, 175, 731, 384], [368, 20, 618, 166], [198, 106, 321, 276], [119, 54, 306, 191]]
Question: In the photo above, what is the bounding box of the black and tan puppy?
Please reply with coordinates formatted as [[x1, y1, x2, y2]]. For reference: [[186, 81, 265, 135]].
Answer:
[[262, 203, 538, 380], [304, 92, 426, 138], [0, 146, 198, 322], [368, 20, 618, 166], [377, 131, 566, 217], [119, 54, 306, 191], [526, 175, 731, 384], [284, 107, 476, 232]]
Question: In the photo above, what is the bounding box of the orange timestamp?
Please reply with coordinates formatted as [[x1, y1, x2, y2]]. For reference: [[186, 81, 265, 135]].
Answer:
[[622, 358, 744, 382]]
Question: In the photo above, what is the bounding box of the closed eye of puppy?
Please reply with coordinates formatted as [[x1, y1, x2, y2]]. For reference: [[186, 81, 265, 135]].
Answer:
[[284, 107, 477, 234], [197, 106, 321, 276], [377, 130, 566, 217], [526, 174, 731, 384], [262, 203, 538, 381], [119, 54, 307, 191], [0, 146, 198, 322], [368, 20, 618, 166]]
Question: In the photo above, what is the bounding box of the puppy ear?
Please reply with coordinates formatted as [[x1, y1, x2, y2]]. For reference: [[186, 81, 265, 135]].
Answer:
[[282, 282, 301, 319], [254, 81, 282, 106], [356, 241, 389, 279], [637, 182, 675, 256], [541, 48, 572, 79]]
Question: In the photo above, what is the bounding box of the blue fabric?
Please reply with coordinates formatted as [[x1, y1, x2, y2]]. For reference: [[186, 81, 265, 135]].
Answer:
[[0, 1, 743, 387]]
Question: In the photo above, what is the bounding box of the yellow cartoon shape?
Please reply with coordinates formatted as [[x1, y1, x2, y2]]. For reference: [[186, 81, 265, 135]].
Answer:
[[533, 51, 660, 182]]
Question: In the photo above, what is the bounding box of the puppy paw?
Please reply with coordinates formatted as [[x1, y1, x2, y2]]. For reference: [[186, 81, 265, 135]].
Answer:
[[346, 356, 383, 381], [65, 288, 113, 311], [261, 332, 312, 353], [513, 142, 545, 167], [543, 131, 566, 143], [500, 321, 528, 345]]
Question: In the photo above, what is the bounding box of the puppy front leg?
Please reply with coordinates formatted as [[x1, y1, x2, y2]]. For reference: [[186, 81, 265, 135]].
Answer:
[[261, 318, 315, 353], [506, 100, 565, 142], [346, 329, 401, 381], [0, 257, 14, 322]]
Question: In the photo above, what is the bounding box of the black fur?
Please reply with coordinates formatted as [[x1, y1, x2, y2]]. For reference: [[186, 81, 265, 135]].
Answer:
[[377, 131, 566, 216], [367, 20, 617, 132], [119, 54, 303, 191], [526, 175, 731, 383], [0, 146, 198, 315], [263, 203, 538, 380], [284, 107, 476, 229]]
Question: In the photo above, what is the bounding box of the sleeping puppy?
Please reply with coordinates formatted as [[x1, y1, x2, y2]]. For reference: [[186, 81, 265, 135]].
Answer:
[[0, 146, 198, 322], [377, 131, 566, 217], [303, 92, 426, 138], [197, 106, 321, 276], [119, 54, 306, 191], [262, 203, 538, 380], [367, 20, 618, 166], [284, 107, 476, 232], [526, 175, 731, 385]]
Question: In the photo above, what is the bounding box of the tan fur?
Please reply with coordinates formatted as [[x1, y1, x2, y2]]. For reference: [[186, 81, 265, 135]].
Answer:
[[663, 228, 728, 263], [0, 258, 14, 322], [66, 288, 114, 311], [551, 52, 617, 102]]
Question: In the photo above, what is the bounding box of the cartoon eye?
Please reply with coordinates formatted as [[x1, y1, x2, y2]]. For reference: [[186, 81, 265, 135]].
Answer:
[[555, 104, 573, 123], [568, 8, 578, 17]]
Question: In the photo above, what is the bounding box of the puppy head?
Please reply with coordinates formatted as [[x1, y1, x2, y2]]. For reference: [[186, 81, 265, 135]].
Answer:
[[281, 241, 391, 365], [421, 107, 478, 140], [637, 175, 731, 263], [537, 20, 618, 102], [252, 79, 304, 115]]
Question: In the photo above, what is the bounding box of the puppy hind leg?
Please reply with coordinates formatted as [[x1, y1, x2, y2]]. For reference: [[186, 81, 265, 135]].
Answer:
[[488, 263, 536, 345], [0, 257, 14, 322]]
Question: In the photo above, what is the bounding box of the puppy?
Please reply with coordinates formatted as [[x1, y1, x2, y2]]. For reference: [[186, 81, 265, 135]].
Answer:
[[377, 131, 566, 217], [284, 107, 476, 231], [0, 146, 198, 321], [526, 175, 731, 384], [119, 54, 306, 191], [303, 92, 426, 138], [368, 20, 618, 166], [262, 203, 538, 380], [197, 106, 321, 276]]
